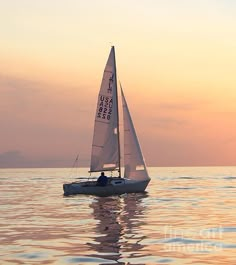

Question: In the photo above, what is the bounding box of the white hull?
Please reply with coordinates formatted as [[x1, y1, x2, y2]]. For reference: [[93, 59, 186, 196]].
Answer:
[[63, 178, 150, 197]]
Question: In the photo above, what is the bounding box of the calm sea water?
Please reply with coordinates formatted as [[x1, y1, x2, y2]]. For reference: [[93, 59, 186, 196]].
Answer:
[[0, 167, 236, 265]]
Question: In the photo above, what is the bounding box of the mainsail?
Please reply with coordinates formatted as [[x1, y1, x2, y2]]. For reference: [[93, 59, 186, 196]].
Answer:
[[64, 47, 150, 197], [121, 86, 150, 181], [90, 47, 120, 172]]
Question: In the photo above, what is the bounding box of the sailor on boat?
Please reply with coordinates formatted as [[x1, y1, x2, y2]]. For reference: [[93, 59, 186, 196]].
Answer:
[[63, 46, 150, 196], [96, 172, 108, 186]]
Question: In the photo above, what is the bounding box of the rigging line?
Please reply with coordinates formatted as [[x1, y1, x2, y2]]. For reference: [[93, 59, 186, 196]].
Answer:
[[72, 154, 79, 168], [67, 154, 79, 180]]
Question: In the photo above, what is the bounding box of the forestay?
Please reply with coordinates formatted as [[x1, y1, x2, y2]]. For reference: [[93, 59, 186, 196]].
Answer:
[[121, 86, 150, 181], [90, 47, 119, 172]]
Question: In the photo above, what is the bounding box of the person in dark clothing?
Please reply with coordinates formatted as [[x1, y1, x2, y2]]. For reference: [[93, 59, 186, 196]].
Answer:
[[97, 172, 108, 186]]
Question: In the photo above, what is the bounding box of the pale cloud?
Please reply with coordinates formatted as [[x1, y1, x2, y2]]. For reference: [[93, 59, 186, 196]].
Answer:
[[0, 0, 236, 167], [152, 117, 188, 129], [0, 150, 75, 168], [157, 103, 196, 111], [0, 150, 25, 168], [0, 74, 94, 167]]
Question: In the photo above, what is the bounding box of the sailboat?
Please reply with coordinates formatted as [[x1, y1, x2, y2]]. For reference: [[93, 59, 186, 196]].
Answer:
[[63, 46, 150, 196]]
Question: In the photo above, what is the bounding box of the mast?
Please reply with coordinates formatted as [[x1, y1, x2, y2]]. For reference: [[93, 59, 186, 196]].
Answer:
[[112, 46, 121, 177]]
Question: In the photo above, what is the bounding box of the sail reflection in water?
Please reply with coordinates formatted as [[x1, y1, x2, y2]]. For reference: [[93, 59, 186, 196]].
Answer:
[[1, 167, 236, 264], [89, 194, 148, 265]]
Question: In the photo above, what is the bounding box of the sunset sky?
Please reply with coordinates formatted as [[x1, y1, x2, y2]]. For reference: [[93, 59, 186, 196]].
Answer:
[[0, 0, 236, 167]]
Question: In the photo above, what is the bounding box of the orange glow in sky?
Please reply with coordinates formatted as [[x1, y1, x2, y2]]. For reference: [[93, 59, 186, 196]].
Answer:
[[0, 0, 236, 167]]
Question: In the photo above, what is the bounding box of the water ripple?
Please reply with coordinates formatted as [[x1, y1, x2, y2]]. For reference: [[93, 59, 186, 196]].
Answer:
[[1, 167, 236, 264]]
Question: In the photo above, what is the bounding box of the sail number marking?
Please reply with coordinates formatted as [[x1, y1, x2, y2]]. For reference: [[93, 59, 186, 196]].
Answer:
[[97, 96, 113, 120]]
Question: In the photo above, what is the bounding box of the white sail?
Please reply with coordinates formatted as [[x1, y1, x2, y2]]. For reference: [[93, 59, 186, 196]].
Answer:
[[121, 86, 150, 181], [90, 47, 120, 172], [63, 47, 151, 196]]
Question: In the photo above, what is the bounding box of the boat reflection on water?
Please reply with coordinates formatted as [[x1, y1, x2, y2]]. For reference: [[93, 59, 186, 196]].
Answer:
[[89, 193, 148, 265]]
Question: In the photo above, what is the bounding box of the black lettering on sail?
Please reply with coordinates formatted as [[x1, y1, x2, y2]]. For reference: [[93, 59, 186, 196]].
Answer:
[[107, 73, 114, 94], [109, 98, 113, 108], [108, 97, 113, 117], [97, 95, 113, 120]]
